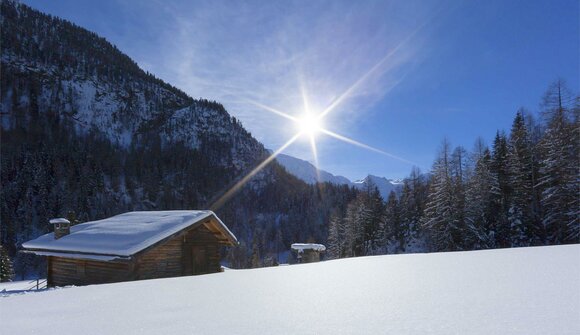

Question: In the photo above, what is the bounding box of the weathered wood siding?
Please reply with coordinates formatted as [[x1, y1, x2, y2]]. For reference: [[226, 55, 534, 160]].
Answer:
[[182, 225, 221, 275], [48, 257, 132, 287], [299, 250, 322, 263], [134, 237, 183, 280]]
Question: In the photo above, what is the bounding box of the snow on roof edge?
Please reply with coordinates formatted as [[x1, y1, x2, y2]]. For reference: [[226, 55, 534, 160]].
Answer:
[[21, 250, 129, 262], [291, 243, 326, 252], [22, 210, 237, 257], [49, 218, 70, 224], [210, 211, 238, 245]]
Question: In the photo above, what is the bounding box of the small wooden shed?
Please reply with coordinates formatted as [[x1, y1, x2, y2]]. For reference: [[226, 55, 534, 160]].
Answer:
[[22, 210, 237, 287], [291, 243, 326, 263]]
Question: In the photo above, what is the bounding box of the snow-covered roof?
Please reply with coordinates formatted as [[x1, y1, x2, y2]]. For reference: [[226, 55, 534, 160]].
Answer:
[[21, 250, 127, 262], [49, 218, 70, 224], [291, 243, 326, 252], [22, 211, 237, 258]]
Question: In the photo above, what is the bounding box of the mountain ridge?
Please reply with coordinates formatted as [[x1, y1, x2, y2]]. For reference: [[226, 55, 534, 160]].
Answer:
[[1, 0, 265, 172], [275, 153, 402, 199]]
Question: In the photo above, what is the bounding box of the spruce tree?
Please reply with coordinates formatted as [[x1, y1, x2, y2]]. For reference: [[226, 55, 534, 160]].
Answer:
[[360, 182, 385, 255], [398, 181, 415, 252], [506, 111, 535, 246], [465, 148, 499, 249], [450, 146, 468, 249], [383, 191, 402, 253], [0, 245, 14, 282], [536, 81, 579, 244], [490, 132, 511, 247], [423, 140, 463, 251], [327, 213, 342, 259]]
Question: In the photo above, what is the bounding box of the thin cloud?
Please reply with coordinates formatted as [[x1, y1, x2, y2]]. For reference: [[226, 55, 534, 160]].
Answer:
[[141, 0, 440, 152]]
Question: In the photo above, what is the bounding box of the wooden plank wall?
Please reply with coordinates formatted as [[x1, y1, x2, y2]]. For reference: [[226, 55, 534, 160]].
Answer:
[[49, 257, 131, 287], [134, 237, 183, 280], [182, 224, 221, 275], [133, 223, 222, 279]]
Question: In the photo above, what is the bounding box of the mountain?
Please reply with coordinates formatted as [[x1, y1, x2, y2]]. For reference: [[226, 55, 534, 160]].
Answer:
[[275, 154, 351, 185], [0, 0, 357, 277], [274, 154, 402, 200], [353, 175, 403, 200], [0, 0, 263, 172]]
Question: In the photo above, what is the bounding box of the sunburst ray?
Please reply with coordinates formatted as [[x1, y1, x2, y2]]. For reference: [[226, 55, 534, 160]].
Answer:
[[309, 134, 322, 182], [319, 128, 415, 165], [246, 99, 297, 121], [317, 21, 430, 121], [210, 132, 302, 210]]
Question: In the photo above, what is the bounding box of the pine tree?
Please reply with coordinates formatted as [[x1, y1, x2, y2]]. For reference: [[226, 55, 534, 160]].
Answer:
[[383, 191, 402, 252], [0, 245, 14, 282], [360, 182, 385, 255], [398, 181, 414, 252], [250, 229, 263, 267], [342, 194, 369, 257], [423, 139, 464, 251], [398, 168, 428, 251], [490, 132, 511, 247], [450, 146, 468, 249], [464, 148, 499, 249], [522, 112, 545, 245], [506, 111, 534, 246], [327, 213, 342, 259], [536, 80, 579, 244]]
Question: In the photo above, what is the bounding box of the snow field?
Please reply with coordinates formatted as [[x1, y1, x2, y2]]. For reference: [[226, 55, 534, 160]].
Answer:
[[1, 245, 578, 334]]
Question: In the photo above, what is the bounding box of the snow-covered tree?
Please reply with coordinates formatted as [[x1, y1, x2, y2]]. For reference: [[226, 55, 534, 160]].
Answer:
[[423, 139, 464, 251], [0, 245, 14, 282], [397, 167, 428, 251], [360, 182, 385, 255], [327, 213, 342, 259], [397, 181, 415, 252], [506, 110, 535, 246], [490, 132, 511, 247], [464, 148, 499, 249], [383, 191, 402, 252], [536, 80, 579, 244], [342, 197, 365, 257]]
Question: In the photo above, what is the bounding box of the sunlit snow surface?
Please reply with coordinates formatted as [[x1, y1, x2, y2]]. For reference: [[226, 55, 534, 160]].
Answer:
[[1, 245, 579, 334]]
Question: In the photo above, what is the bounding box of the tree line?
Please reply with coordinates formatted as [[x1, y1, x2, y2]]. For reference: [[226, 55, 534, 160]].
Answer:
[[327, 80, 579, 259]]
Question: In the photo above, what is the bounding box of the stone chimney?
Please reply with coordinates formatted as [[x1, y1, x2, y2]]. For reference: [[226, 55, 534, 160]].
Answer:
[[50, 218, 71, 239]]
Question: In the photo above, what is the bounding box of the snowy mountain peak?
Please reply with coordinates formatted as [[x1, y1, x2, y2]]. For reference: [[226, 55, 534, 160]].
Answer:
[[275, 154, 351, 185], [352, 174, 402, 200], [274, 154, 402, 199]]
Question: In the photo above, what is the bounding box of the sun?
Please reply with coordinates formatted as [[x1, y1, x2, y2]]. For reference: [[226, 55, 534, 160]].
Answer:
[[297, 113, 322, 137], [212, 78, 413, 210]]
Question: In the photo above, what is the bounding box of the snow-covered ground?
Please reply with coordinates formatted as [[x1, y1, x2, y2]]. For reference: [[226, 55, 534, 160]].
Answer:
[[0, 279, 46, 293], [1, 245, 578, 334]]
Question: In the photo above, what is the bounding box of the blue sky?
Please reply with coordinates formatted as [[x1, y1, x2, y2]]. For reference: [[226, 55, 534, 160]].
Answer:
[[25, 0, 579, 180]]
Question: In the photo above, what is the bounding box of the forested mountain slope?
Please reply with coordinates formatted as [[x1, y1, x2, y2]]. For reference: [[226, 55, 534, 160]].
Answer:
[[0, 0, 357, 277]]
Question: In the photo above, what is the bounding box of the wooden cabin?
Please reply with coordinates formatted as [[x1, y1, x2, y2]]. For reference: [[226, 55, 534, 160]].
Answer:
[[21, 211, 237, 287], [291, 243, 326, 263]]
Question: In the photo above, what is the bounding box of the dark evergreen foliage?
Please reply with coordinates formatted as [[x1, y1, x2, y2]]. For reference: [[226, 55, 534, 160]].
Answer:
[[0, 245, 14, 282]]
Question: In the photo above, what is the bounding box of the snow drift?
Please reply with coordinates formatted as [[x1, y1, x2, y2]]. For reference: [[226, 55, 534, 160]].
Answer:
[[1, 245, 578, 334]]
